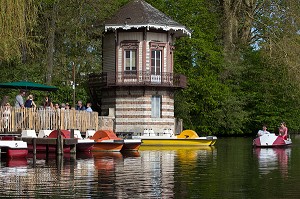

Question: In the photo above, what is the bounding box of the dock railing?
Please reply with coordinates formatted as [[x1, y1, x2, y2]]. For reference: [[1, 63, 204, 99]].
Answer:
[[0, 107, 99, 133]]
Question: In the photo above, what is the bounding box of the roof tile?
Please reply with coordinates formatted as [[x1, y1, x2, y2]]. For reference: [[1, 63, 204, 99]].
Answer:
[[105, 0, 191, 37]]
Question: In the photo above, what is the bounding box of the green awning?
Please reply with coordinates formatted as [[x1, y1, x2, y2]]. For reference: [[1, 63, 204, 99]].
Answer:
[[0, 81, 58, 91]]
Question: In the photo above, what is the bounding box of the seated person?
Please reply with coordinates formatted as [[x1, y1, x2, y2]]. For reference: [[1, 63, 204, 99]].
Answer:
[[279, 122, 288, 140], [257, 125, 270, 136]]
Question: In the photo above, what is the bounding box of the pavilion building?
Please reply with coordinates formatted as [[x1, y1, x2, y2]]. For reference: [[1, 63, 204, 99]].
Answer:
[[89, 0, 190, 134]]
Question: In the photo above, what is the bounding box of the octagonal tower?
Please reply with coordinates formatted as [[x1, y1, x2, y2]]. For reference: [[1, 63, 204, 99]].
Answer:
[[89, 0, 190, 134]]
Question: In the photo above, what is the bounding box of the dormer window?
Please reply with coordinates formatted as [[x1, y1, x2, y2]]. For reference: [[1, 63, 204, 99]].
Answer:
[[121, 41, 139, 74], [125, 49, 136, 72]]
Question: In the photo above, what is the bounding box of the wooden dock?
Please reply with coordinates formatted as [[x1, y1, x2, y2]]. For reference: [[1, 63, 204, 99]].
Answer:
[[21, 129, 78, 155], [0, 129, 78, 156]]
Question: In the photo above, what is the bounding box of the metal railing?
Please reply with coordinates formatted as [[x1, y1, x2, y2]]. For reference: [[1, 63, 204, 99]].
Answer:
[[89, 71, 187, 88], [0, 107, 99, 133]]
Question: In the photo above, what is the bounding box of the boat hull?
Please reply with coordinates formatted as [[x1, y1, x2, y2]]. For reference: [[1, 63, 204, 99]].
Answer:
[[122, 139, 141, 151], [0, 140, 28, 159], [92, 141, 124, 152], [6, 148, 28, 159], [132, 134, 217, 146], [253, 133, 292, 147], [90, 130, 124, 152], [132, 130, 217, 146], [139, 138, 216, 146], [76, 140, 95, 152]]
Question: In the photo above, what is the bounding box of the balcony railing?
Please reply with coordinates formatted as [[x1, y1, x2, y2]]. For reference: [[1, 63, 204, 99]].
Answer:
[[89, 72, 187, 88]]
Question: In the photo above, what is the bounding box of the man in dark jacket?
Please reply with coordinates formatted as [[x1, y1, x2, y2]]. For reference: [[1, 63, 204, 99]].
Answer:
[[76, 100, 86, 111]]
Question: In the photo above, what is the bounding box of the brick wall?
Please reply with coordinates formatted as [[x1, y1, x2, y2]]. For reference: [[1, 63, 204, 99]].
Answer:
[[100, 87, 176, 134]]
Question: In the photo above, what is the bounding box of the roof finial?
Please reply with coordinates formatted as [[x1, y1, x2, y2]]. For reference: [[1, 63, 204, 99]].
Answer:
[[125, 17, 131, 25]]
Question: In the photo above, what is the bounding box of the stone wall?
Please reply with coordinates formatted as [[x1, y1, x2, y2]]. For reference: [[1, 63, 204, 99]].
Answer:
[[98, 108, 115, 131], [114, 88, 175, 134], [98, 107, 184, 135]]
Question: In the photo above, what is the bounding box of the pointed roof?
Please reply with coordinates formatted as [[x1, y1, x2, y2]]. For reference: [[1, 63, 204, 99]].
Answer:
[[105, 0, 191, 37]]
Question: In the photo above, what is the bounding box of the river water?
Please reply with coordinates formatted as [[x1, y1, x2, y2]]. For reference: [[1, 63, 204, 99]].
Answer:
[[1, 135, 300, 198]]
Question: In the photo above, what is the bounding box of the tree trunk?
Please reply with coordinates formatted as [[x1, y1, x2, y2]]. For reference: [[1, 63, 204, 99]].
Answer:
[[221, 0, 257, 61], [46, 4, 57, 84], [221, 0, 241, 59], [240, 0, 256, 46]]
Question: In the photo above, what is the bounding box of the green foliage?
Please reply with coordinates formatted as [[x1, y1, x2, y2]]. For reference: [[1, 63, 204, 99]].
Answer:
[[0, 0, 126, 107], [149, 0, 248, 135], [240, 50, 300, 133], [0, 0, 38, 61], [1, 0, 300, 136]]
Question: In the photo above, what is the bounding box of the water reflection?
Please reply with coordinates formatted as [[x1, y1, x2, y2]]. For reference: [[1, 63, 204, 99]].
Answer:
[[0, 145, 216, 198], [76, 151, 93, 159], [135, 146, 216, 198], [6, 158, 28, 167], [254, 147, 291, 177], [93, 152, 123, 171]]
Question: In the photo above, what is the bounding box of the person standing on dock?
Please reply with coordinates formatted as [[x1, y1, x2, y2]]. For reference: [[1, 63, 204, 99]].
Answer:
[[86, 103, 93, 112], [76, 100, 86, 111], [14, 90, 26, 128], [15, 90, 26, 108], [25, 94, 37, 109], [3, 102, 11, 129], [43, 96, 53, 109]]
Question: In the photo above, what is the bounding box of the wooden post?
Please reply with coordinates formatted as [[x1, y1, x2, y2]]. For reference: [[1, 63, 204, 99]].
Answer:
[[56, 129, 63, 155], [56, 154, 63, 172], [70, 129, 74, 138], [29, 109, 33, 129], [60, 135, 64, 154], [33, 153, 36, 168], [70, 129, 76, 154], [46, 144, 49, 154], [60, 110, 65, 130], [70, 153, 76, 180], [33, 138, 36, 155], [46, 144, 49, 160]]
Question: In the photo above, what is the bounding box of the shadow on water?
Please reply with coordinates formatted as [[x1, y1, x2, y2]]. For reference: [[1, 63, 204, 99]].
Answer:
[[2, 136, 300, 198]]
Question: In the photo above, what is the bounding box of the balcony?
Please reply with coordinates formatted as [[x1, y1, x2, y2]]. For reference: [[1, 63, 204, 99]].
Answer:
[[88, 72, 187, 89]]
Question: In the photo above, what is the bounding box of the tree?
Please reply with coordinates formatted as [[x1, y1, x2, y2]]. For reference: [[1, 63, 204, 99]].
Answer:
[[0, 0, 38, 62], [219, 0, 300, 132], [0, 0, 128, 107], [147, 0, 248, 135]]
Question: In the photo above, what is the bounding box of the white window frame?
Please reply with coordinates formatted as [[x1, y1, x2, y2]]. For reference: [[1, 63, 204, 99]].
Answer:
[[151, 50, 161, 75], [151, 95, 161, 118], [124, 49, 137, 72]]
